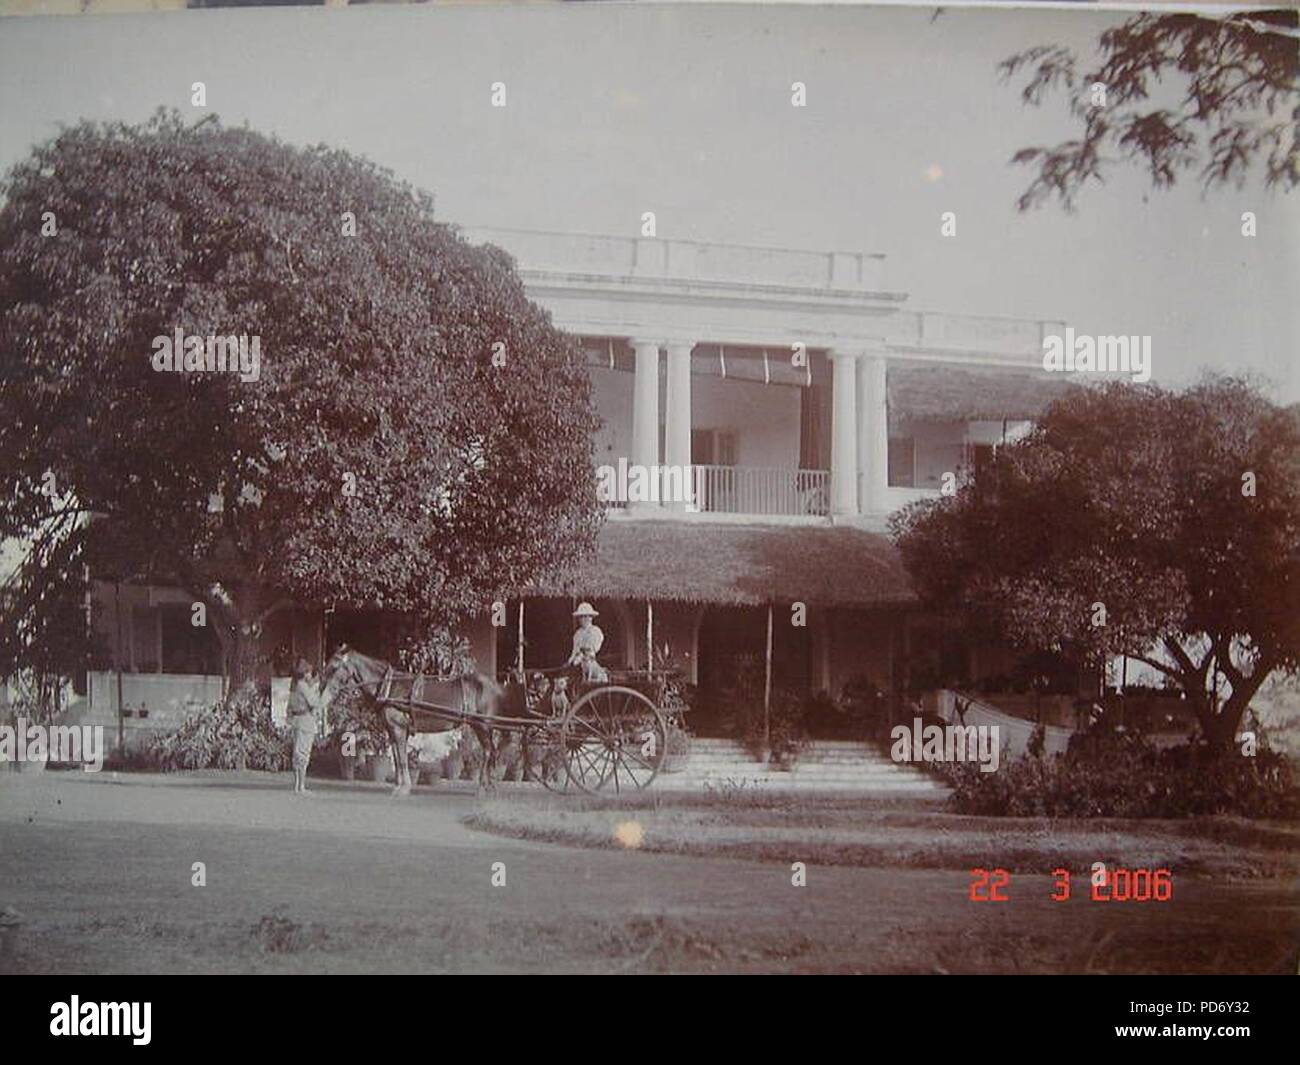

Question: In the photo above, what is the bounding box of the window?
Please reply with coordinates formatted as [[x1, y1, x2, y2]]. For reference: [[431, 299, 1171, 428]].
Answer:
[[888, 437, 915, 487], [131, 606, 158, 673], [968, 443, 994, 478], [160, 604, 223, 675]]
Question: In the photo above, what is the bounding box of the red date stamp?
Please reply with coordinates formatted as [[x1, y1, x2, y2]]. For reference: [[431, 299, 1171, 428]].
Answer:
[[969, 865, 1173, 902]]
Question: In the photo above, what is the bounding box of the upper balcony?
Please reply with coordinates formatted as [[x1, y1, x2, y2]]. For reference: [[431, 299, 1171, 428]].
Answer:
[[459, 226, 1068, 524], [459, 225, 890, 295], [461, 225, 1062, 372]]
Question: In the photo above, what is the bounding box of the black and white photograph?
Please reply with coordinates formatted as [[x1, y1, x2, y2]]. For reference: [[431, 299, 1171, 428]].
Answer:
[[0, 0, 1297, 1017]]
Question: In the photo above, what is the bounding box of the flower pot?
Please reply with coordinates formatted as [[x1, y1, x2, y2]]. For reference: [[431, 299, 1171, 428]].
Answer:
[[663, 729, 692, 773], [340, 754, 357, 781], [367, 754, 393, 783], [445, 754, 464, 781]]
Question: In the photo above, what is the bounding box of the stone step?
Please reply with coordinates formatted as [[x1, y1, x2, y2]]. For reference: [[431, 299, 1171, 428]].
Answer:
[[661, 755, 948, 793], [677, 765, 918, 779], [689, 740, 889, 755], [678, 756, 905, 768], [653, 776, 947, 793], [668, 771, 940, 785]]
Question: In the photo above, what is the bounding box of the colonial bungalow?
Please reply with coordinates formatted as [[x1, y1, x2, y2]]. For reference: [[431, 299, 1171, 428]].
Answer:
[[72, 227, 1075, 743]]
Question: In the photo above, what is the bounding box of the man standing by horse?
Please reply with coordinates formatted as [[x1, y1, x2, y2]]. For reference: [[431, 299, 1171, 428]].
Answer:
[[288, 657, 330, 795]]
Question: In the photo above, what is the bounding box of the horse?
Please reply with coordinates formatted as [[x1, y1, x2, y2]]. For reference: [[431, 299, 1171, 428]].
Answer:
[[321, 644, 530, 796]]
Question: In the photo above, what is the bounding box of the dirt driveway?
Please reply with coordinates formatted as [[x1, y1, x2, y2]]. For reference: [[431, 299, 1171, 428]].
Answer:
[[0, 771, 1295, 974]]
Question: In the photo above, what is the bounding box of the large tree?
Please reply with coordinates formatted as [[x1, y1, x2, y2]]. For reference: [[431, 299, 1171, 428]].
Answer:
[[889, 376, 1300, 747], [1001, 9, 1299, 211], [0, 111, 601, 692]]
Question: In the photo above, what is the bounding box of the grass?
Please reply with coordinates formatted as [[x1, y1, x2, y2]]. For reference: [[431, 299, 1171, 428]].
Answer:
[[5, 772, 1295, 973], [466, 790, 1300, 880]]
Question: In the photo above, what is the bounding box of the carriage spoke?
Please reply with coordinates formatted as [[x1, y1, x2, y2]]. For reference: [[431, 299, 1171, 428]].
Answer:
[[617, 741, 658, 784], [572, 740, 611, 789], [570, 716, 606, 740], [586, 749, 615, 789], [620, 746, 658, 774], [572, 741, 601, 778]]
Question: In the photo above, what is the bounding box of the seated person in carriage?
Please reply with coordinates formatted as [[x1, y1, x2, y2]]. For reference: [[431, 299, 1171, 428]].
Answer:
[[568, 602, 609, 684]]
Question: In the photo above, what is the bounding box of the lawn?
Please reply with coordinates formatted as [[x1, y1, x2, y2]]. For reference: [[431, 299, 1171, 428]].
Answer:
[[2, 772, 1295, 973], [467, 789, 1300, 881]]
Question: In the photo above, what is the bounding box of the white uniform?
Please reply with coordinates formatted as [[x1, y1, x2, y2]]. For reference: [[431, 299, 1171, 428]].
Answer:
[[570, 624, 608, 683]]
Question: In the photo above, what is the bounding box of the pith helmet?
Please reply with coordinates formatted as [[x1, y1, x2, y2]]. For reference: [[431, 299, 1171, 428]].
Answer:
[[573, 602, 600, 618]]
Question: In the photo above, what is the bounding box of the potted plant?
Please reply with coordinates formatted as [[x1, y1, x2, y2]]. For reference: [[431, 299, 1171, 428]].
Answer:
[[339, 748, 357, 781], [664, 720, 692, 773], [444, 726, 471, 781], [327, 685, 388, 783], [746, 688, 808, 770], [652, 644, 694, 773], [458, 727, 484, 781], [368, 748, 394, 783]]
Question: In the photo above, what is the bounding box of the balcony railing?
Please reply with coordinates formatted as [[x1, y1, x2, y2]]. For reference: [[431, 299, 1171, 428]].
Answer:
[[459, 226, 888, 293], [693, 465, 830, 517]]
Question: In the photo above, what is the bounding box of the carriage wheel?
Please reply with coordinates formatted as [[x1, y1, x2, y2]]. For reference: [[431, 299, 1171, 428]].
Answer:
[[560, 686, 667, 794]]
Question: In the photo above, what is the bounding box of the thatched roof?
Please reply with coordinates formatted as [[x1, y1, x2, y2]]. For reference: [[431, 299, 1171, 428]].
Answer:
[[889, 362, 1079, 427], [528, 520, 915, 608]]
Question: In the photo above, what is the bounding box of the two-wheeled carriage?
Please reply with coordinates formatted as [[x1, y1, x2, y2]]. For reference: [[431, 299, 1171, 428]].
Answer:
[[370, 660, 673, 793]]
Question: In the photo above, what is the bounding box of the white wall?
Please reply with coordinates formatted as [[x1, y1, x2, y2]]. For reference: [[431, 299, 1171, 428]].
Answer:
[[895, 419, 1026, 490], [689, 375, 802, 467], [590, 366, 634, 467], [907, 421, 965, 490]]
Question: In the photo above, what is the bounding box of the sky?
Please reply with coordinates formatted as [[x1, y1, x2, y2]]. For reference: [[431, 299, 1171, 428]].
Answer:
[[0, 2, 1296, 400]]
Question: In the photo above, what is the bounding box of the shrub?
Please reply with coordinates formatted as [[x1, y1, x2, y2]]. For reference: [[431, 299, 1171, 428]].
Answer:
[[737, 687, 808, 767], [943, 723, 1300, 819], [101, 745, 164, 773], [149, 687, 293, 771], [397, 626, 476, 678], [324, 683, 388, 758], [835, 676, 893, 739]]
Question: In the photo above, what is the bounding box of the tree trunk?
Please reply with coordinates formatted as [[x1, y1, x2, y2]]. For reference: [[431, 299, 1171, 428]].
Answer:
[[225, 624, 261, 699], [1209, 672, 1272, 749], [1184, 672, 1270, 750], [1184, 690, 1218, 744], [207, 596, 263, 705]]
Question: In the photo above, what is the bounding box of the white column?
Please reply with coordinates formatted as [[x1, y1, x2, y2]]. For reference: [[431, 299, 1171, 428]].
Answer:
[[664, 341, 694, 511], [857, 346, 889, 515], [630, 338, 662, 511], [829, 350, 859, 517]]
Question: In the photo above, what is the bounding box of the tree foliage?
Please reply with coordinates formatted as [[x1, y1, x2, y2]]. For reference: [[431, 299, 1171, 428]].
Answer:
[[1001, 10, 1300, 210], [0, 111, 602, 689], [889, 376, 1300, 745]]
